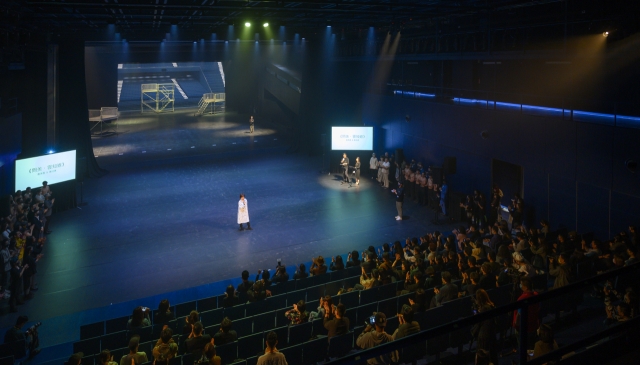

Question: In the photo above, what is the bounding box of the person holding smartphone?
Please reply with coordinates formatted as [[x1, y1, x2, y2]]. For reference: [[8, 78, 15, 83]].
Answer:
[[356, 312, 398, 364]]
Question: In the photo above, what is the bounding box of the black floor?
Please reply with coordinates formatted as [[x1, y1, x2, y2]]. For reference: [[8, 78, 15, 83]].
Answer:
[[0, 110, 456, 346]]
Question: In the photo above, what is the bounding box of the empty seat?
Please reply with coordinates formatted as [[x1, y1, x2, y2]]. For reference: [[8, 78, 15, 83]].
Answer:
[[216, 342, 238, 364], [224, 304, 246, 320], [359, 288, 378, 305], [106, 315, 130, 334], [338, 290, 360, 308], [377, 297, 398, 318], [74, 337, 101, 357], [200, 308, 224, 328], [302, 337, 328, 364], [355, 303, 378, 324], [280, 343, 303, 364], [81, 321, 104, 340], [101, 331, 127, 353], [253, 312, 276, 333], [328, 332, 354, 358], [197, 296, 218, 312], [238, 333, 264, 359], [306, 284, 326, 302], [288, 321, 312, 346], [269, 326, 290, 348], [175, 301, 198, 318], [233, 317, 254, 337]]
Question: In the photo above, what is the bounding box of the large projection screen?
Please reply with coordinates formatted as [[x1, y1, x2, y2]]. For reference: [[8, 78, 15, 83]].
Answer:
[[331, 127, 373, 151], [15, 150, 77, 191]]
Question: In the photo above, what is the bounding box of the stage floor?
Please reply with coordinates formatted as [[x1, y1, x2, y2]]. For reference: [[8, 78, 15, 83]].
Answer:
[[0, 111, 456, 344]]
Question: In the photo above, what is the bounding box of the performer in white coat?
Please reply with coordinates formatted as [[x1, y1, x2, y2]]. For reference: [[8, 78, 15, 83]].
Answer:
[[238, 194, 252, 231]]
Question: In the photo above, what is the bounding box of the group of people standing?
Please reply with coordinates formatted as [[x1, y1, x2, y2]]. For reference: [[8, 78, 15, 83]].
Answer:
[[369, 153, 391, 188]]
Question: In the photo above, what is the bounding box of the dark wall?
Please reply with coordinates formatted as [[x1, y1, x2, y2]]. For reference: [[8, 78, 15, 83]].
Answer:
[[85, 48, 117, 109], [362, 93, 640, 238]]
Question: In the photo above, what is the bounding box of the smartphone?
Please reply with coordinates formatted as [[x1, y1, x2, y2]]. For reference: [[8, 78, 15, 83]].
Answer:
[[277, 259, 281, 266], [369, 315, 376, 325], [473, 309, 477, 315]]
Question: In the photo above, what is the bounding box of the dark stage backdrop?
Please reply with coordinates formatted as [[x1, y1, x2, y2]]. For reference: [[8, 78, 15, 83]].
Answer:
[[56, 41, 108, 211]]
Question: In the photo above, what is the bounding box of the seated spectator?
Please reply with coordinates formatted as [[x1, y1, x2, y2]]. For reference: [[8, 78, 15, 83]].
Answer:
[[155, 299, 175, 324], [255, 270, 272, 289], [310, 256, 328, 276], [402, 271, 422, 294], [272, 265, 289, 283], [127, 306, 151, 331], [514, 233, 529, 252], [294, 263, 308, 280], [424, 266, 437, 289], [257, 331, 287, 365], [355, 312, 398, 364], [549, 253, 572, 289], [625, 247, 638, 266], [392, 305, 420, 340], [606, 302, 632, 326], [68, 352, 84, 365], [431, 271, 458, 308], [285, 300, 309, 325], [99, 349, 118, 365], [186, 322, 212, 357], [512, 252, 536, 278], [330, 255, 345, 271], [486, 251, 501, 274], [512, 277, 539, 352], [471, 289, 497, 365], [120, 336, 148, 365], [202, 342, 221, 365], [362, 251, 378, 273], [462, 272, 480, 297], [212, 317, 238, 345], [248, 279, 269, 302], [408, 289, 427, 312], [3, 315, 40, 358], [237, 270, 254, 295], [355, 267, 378, 290], [152, 327, 178, 363], [531, 324, 558, 361], [377, 253, 393, 284], [222, 285, 241, 308], [183, 311, 200, 337], [478, 263, 497, 290], [346, 250, 361, 267], [324, 303, 349, 340], [310, 295, 335, 321]]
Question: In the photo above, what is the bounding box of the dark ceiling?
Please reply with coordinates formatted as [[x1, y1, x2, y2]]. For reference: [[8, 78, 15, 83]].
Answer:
[[0, 0, 636, 43]]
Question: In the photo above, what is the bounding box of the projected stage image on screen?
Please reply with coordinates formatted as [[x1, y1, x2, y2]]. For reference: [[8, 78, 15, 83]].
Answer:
[[331, 127, 373, 150], [15, 150, 77, 191], [117, 62, 226, 112]]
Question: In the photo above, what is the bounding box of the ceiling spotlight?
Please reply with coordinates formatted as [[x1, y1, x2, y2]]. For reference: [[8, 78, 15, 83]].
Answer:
[[245, 22, 251, 27], [263, 22, 269, 27], [603, 31, 609, 37]]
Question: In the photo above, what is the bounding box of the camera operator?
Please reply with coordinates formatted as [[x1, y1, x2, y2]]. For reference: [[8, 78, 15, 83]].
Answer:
[[356, 312, 398, 365], [3, 315, 40, 358]]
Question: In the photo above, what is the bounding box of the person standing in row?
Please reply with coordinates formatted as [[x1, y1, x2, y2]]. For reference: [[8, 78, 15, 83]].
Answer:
[[369, 153, 378, 180], [382, 157, 390, 188], [238, 194, 252, 231], [392, 182, 404, 221], [354, 157, 361, 186], [249, 116, 255, 133]]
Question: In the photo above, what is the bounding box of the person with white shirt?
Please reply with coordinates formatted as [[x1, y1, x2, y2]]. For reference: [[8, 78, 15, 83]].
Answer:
[[369, 153, 378, 179], [238, 194, 252, 231], [381, 158, 390, 188]]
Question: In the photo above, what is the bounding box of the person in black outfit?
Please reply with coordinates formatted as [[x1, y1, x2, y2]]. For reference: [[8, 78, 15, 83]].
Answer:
[[272, 265, 289, 283], [222, 285, 241, 308], [471, 289, 498, 365], [154, 299, 175, 324], [323, 303, 349, 340], [8, 257, 28, 312], [340, 153, 350, 183], [354, 157, 361, 186], [185, 322, 211, 358], [346, 251, 361, 268], [213, 317, 238, 346], [236, 270, 254, 296], [294, 263, 308, 279], [4, 315, 40, 358], [392, 182, 405, 221]]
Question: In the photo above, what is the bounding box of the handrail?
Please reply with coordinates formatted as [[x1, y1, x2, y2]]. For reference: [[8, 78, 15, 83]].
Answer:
[[325, 261, 640, 365]]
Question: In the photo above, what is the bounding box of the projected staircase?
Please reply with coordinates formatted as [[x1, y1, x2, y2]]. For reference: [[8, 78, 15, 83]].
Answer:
[[195, 92, 226, 116], [141, 83, 175, 113]]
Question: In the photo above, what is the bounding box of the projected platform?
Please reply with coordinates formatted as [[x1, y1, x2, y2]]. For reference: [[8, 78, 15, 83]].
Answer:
[[195, 92, 226, 116], [141, 83, 175, 113]]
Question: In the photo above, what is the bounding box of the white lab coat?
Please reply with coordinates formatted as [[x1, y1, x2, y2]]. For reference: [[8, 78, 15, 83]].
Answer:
[[238, 199, 250, 224]]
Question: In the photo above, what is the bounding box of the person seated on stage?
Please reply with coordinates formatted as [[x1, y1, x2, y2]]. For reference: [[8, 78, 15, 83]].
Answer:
[[213, 317, 238, 345], [294, 263, 309, 279], [346, 250, 361, 268], [222, 285, 241, 308], [310, 256, 328, 276], [237, 270, 254, 295], [330, 255, 345, 271], [271, 265, 289, 284], [154, 299, 175, 325]]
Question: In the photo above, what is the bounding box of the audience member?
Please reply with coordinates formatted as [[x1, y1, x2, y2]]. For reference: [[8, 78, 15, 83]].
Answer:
[[293, 263, 308, 279], [272, 265, 289, 283], [256, 331, 287, 365], [68, 352, 84, 365], [99, 349, 118, 365], [346, 250, 361, 268], [310, 256, 328, 276], [512, 277, 540, 351], [201, 342, 221, 365], [185, 322, 212, 357], [531, 324, 558, 361], [3, 315, 40, 358], [126, 306, 151, 330], [431, 271, 458, 308], [237, 270, 254, 294], [330, 255, 345, 271], [152, 327, 178, 363], [213, 317, 238, 345], [549, 253, 572, 289], [471, 289, 497, 365], [355, 312, 398, 365], [392, 305, 420, 340], [323, 303, 349, 340], [154, 299, 175, 324], [285, 300, 309, 325], [222, 285, 241, 308], [183, 311, 200, 337], [120, 336, 148, 365]]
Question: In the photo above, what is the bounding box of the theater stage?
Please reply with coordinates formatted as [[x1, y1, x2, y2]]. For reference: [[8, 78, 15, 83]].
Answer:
[[0, 110, 456, 345]]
